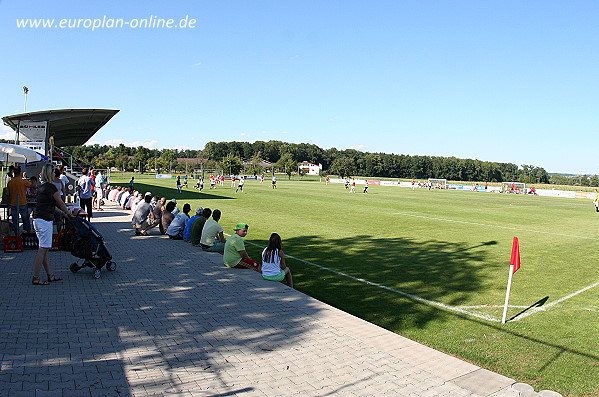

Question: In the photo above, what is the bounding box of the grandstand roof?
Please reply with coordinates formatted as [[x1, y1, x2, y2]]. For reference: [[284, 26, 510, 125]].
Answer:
[[2, 108, 119, 147]]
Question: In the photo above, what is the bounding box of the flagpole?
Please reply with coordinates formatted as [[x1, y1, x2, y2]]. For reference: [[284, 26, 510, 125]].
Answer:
[[501, 265, 514, 324]]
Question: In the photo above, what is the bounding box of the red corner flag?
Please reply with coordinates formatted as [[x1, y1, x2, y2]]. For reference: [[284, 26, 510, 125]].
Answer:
[[510, 237, 521, 273]]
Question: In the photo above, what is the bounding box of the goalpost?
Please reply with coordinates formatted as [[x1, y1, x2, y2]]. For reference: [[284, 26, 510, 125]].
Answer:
[[192, 168, 223, 180], [501, 181, 526, 194], [428, 178, 447, 189]]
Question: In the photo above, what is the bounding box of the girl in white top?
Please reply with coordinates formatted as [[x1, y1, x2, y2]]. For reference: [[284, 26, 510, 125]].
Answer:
[[261, 233, 293, 288]]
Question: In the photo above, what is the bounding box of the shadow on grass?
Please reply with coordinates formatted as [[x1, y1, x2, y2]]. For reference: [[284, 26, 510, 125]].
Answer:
[[241, 234, 596, 393], [116, 183, 235, 201], [267, 233, 494, 305], [509, 296, 549, 321]]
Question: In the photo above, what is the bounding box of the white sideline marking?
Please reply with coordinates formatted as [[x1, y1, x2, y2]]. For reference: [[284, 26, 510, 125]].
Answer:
[[458, 305, 534, 309], [240, 239, 501, 322], [391, 212, 599, 240], [510, 280, 599, 321]]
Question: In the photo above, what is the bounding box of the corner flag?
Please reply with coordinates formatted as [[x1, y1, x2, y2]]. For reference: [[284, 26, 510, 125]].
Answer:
[[502, 237, 521, 323], [510, 237, 521, 273]]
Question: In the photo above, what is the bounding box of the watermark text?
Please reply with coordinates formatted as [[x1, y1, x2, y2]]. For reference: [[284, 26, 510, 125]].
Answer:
[[16, 15, 197, 31]]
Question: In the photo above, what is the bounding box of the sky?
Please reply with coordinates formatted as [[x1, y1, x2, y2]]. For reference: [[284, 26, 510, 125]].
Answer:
[[1, 0, 598, 174]]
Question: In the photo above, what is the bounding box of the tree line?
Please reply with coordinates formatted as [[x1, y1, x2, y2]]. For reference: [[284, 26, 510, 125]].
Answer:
[[54, 140, 599, 186]]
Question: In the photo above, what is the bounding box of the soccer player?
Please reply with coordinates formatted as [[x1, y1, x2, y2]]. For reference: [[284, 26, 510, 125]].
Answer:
[[236, 176, 245, 193]]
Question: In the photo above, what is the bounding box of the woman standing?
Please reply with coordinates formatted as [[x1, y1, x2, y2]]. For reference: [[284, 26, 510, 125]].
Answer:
[[32, 164, 72, 285], [261, 233, 293, 288]]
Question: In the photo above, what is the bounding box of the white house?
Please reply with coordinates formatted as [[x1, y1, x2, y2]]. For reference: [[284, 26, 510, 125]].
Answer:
[[299, 161, 322, 175]]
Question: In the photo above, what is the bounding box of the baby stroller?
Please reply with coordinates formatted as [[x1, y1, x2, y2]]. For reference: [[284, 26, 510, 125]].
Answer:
[[68, 216, 116, 279]]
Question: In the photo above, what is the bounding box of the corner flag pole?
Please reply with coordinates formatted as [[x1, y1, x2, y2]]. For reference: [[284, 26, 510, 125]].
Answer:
[[502, 237, 521, 324]]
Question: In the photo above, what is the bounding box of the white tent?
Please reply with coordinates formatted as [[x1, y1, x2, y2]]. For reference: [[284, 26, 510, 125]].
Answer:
[[0, 143, 47, 164]]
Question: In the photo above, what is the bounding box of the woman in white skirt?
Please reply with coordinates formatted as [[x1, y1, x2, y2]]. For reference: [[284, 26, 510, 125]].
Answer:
[[31, 164, 72, 285]]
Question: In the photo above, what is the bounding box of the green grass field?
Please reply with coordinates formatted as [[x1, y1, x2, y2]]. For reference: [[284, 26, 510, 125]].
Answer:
[[111, 174, 599, 396]]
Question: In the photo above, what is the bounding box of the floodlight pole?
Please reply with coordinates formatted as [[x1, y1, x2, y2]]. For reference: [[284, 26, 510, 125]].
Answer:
[[23, 86, 29, 112]]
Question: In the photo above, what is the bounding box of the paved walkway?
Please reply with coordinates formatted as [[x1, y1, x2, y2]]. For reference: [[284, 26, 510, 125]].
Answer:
[[0, 203, 556, 397]]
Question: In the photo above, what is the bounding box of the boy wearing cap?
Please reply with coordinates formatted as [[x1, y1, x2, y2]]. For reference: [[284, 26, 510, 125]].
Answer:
[[223, 223, 261, 272]]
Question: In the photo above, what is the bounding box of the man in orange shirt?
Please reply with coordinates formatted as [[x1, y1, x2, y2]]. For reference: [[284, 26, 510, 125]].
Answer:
[[7, 166, 32, 235]]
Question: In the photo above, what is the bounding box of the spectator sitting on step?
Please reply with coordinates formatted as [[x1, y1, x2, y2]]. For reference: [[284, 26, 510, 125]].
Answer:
[[120, 187, 134, 209], [183, 207, 203, 243], [132, 193, 156, 236], [200, 209, 226, 253], [261, 233, 293, 288], [166, 203, 191, 239], [123, 190, 136, 210], [152, 196, 167, 234], [170, 198, 180, 216], [130, 192, 143, 213], [115, 187, 126, 204], [108, 186, 119, 202], [223, 223, 261, 272], [190, 208, 211, 246], [162, 201, 176, 233]]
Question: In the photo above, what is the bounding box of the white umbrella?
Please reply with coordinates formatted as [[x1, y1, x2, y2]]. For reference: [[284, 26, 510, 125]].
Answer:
[[0, 143, 47, 164]]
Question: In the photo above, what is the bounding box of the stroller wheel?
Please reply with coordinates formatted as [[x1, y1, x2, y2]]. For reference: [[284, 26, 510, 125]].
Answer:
[[93, 269, 101, 279], [70, 263, 79, 273], [107, 261, 116, 271]]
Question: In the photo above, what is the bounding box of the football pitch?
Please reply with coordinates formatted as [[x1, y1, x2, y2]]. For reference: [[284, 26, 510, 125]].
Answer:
[[115, 174, 599, 395]]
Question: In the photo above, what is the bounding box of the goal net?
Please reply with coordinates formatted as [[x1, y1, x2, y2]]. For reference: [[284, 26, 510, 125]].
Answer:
[[192, 168, 223, 180], [501, 182, 526, 193], [428, 178, 447, 189]]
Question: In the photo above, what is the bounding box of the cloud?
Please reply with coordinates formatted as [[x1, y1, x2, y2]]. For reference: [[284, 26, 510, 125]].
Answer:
[[100, 139, 124, 146], [193, 61, 203, 66], [172, 144, 193, 150], [239, 132, 248, 137], [329, 117, 339, 121], [0, 124, 16, 140], [128, 140, 160, 148], [350, 144, 367, 150]]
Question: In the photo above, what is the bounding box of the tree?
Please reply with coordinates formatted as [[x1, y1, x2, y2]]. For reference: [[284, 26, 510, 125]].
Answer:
[[220, 154, 243, 176], [247, 152, 264, 176], [133, 146, 152, 173], [275, 153, 297, 179], [330, 156, 357, 178], [159, 150, 177, 172]]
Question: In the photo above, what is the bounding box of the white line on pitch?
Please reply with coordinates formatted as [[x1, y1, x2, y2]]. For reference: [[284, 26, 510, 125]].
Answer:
[[510, 280, 599, 321], [241, 239, 501, 323], [391, 212, 599, 240], [457, 305, 535, 309]]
